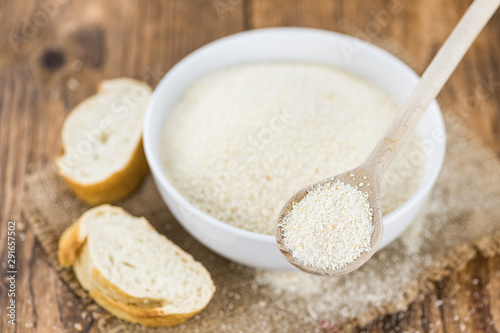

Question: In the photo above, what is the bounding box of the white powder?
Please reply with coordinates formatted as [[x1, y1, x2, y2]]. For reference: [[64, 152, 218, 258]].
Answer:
[[280, 180, 374, 270], [161, 61, 424, 235]]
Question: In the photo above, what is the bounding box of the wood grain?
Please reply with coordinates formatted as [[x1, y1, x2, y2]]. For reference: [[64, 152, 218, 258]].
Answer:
[[1, 0, 499, 332]]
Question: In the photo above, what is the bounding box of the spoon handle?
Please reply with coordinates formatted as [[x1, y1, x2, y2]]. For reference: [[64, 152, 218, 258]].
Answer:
[[365, 0, 500, 176]]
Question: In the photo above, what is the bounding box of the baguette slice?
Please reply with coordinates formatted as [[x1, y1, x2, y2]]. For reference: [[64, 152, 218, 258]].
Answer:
[[58, 205, 215, 327], [56, 78, 151, 205]]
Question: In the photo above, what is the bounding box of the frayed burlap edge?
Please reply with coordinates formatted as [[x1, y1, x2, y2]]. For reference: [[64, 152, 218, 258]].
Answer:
[[339, 232, 500, 332]]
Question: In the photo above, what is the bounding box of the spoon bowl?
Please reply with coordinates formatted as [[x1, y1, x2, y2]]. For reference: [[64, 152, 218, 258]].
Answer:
[[276, 167, 383, 276]]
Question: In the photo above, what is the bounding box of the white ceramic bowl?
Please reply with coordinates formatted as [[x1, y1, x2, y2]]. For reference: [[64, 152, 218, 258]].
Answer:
[[144, 27, 446, 270]]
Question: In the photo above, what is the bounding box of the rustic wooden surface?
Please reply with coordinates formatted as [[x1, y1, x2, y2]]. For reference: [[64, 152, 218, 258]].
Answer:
[[1, 0, 499, 332]]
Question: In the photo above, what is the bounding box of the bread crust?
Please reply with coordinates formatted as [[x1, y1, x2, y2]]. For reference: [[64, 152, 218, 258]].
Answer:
[[90, 289, 198, 326], [57, 140, 149, 205], [58, 221, 82, 267], [57, 205, 215, 327]]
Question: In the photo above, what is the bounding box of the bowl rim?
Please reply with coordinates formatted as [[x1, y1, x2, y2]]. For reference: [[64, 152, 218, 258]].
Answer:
[[143, 27, 446, 244]]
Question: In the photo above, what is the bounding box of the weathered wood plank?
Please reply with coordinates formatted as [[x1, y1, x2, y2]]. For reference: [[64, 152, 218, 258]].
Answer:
[[0, 0, 499, 332]]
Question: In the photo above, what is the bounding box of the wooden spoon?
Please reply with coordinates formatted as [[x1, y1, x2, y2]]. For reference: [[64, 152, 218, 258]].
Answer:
[[276, 0, 500, 276]]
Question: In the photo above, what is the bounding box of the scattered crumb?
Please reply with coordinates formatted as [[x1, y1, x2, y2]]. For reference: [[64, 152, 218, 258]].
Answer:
[[17, 221, 26, 231], [71, 59, 83, 71], [67, 78, 79, 91]]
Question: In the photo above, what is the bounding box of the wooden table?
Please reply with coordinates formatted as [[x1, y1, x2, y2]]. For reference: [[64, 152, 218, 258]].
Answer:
[[1, 0, 499, 332]]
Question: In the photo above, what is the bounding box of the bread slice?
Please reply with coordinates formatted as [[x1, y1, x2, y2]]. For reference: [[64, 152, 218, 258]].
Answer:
[[58, 205, 215, 327], [56, 78, 151, 205]]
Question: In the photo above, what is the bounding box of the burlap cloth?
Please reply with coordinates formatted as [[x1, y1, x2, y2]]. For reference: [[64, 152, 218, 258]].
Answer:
[[23, 112, 500, 332]]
